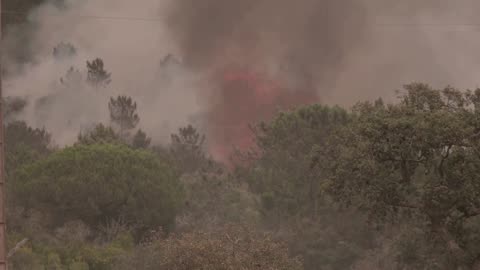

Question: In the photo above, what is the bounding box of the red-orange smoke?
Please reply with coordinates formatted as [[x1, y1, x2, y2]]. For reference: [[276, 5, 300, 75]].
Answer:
[[206, 66, 318, 164]]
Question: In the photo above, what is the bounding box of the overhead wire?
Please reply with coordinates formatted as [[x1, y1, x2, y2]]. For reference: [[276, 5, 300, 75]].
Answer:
[[1, 10, 165, 22], [2, 10, 480, 31]]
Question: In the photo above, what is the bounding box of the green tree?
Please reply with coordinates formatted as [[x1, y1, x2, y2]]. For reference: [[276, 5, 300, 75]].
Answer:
[[5, 121, 51, 177], [87, 58, 111, 89], [239, 104, 377, 270], [132, 129, 151, 149], [3, 0, 49, 26], [114, 225, 303, 270], [13, 143, 183, 233], [246, 104, 350, 220], [170, 125, 207, 173], [177, 171, 259, 231], [3, 0, 48, 63], [323, 83, 480, 269], [108, 96, 140, 139], [77, 123, 121, 145]]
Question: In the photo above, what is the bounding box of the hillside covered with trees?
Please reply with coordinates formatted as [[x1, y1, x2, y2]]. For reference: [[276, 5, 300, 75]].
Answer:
[[6, 72, 480, 269], [3, 1, 480, 270]]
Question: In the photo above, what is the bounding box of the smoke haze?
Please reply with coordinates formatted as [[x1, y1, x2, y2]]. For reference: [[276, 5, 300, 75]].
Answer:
[[166, 0, 366, 90], [4, 0, 480, 156]]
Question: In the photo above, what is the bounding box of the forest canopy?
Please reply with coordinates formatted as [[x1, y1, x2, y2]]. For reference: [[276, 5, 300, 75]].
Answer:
[[4, 82, 480, 270]]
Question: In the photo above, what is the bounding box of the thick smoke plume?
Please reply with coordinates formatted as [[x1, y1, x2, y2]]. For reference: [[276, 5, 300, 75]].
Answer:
[[166, 0, 366, 91], [165, 0, 480, 160], [4, 0, 202, 146], [206, 68, 317, 162], [4, 0, 480, 161]]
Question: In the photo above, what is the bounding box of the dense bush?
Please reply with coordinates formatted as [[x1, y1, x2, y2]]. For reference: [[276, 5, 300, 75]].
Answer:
[[114, 225, 303, 270], [12, 143, 183, 233], [6, 82, 480, 270]]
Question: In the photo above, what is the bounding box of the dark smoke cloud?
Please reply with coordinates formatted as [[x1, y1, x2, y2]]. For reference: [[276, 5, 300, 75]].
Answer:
[[5, 0, 480, 158], [165, 0, 480, 161], [166, 0, 367, 91], [166, 0, 370, 161], [166, 0, 480, 106]]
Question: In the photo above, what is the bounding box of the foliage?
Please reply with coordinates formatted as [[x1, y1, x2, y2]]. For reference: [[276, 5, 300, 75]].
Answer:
[[12, 143, 183, 233], [77, 123, 121, 145], [114, 225, 303, 270], [86, 58, 111, 89], [132, 129, 151, 149], [170, 124, 208, 173], [108, 95, 140, 139], [2, 0, 47, 62], [6, 79, 480, 269], [244, 104, 350, 220], [237, 104, 378, 270], [279, 213, 376, 270], [177, 171, 259, 231], [3, 0, 49, 26], [169, 124, 257, 230], [5, 121, 51, 177], [8, 218, 134, 270], [323, 83, 480, 268]]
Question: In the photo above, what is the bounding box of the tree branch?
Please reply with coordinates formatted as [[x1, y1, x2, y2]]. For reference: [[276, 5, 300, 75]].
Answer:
[[438, 144, 452, 178], [8, 238, 28, 258]]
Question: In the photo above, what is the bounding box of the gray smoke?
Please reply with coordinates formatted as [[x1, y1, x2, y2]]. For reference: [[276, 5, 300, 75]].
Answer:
[[4, 0, 203, 145], [3, 0, 480, 146], [166, 0, 366, 92]]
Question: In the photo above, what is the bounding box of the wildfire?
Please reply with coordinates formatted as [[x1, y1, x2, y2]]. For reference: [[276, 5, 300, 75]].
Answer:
[[206, 66, 317, 164]]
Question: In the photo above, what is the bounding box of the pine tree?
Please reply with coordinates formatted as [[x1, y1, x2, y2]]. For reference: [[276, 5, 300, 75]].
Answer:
[[108, 95, 139, 139], [170, 125, 207, 172], [86, 58, 111, 89], [132, 129, 151, 149]]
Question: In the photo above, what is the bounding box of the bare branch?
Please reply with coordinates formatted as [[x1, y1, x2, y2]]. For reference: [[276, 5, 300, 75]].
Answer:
[[8, 238, 28, 258], [438, 144, 452, 177]]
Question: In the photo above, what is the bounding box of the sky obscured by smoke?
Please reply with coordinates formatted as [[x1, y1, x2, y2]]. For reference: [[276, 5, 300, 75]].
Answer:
[[3, 0, 480, 149]]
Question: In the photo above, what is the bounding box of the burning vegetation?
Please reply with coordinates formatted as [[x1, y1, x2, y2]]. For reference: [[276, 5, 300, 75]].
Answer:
[[206, 66, 317, 162], [154, 47, 320, 164]]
